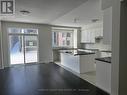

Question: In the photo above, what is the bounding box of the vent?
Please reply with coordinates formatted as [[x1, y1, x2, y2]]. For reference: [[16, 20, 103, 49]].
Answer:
[[20, 10, 30, 15]]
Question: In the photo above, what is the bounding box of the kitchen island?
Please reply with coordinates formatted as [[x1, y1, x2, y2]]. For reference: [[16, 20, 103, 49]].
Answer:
[[60, 50, 96, 73]]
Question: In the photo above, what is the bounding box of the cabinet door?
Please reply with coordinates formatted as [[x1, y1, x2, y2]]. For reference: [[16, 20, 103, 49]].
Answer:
[[96, 61, 107, 91], [96, 61, 111, 93], [87, 30, 90, 43], [81, 31, 84, 42], [94, 28, 98, 37], [95, 28, 103, 37], [81, 30, 95, 43], [90, 30, 95, 43], [93, 31, 96, 43], [100, 28, 103, 36], [103, 7, 112, 45], [81, 30, 87, 43]]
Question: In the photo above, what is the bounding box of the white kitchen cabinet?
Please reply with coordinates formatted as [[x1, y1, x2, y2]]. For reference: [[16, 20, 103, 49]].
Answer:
[[96, 60, 111, 93], [81, 30, 95, 43], [90, 30, 95, 43], [100, 52, 112, 57], [95, 28, 99, 37], [87, 30, 90, 42], [81, 30, 87, 43], [81, 22, 103, 43], [95, 28, 103, 37], [98, 28, 103, 37], [101, 0, 112, 10], [103, 7, 112, 45], [100, 28, 103, 36]]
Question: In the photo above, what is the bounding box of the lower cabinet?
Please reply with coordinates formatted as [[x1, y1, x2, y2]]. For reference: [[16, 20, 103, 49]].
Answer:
[[96, 61, 111, 93]]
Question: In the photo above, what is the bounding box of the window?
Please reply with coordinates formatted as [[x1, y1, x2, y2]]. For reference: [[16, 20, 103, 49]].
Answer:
[[52, 29, 73, 47], [9, 28, 38, 34]]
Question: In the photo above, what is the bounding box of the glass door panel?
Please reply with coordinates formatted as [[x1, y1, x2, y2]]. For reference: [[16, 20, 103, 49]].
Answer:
[[9, 35, 24, 65], [9, 28, 38, 65], [24, 35, 38, 63]]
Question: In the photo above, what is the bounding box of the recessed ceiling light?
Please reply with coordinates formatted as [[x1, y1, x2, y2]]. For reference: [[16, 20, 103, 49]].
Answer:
[[20, 10, 30, 16]]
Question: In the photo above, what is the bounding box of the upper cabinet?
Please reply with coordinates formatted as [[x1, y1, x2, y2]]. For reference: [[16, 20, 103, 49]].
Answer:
[[103, 7, 112, 45], [81, 29, 95, 43], [95, 28, 103, 37], [101, 0, 112, 10], [81, 23, 103, 43]]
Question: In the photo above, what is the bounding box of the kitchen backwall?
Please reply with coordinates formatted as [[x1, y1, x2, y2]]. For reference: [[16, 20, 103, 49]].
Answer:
[[85, 39, 111, 51], [81, 22, 111, 51]]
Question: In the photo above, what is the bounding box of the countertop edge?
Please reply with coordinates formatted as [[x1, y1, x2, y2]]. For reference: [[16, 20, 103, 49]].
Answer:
[[95, 57, 111, 64]]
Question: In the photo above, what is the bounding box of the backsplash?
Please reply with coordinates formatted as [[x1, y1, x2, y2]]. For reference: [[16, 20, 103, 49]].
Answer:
[[81, 22, 111, 51], [81, 39, 111, 51]]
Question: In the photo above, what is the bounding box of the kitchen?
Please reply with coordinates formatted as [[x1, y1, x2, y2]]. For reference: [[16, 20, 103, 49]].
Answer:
[[52, 0, 112, 94], [0, 0, 114, 95]]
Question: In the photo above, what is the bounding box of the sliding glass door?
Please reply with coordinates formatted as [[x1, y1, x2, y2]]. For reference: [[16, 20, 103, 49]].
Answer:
[[24, 35, 38, 63], [9, 35, 25, 64], [8, 28, 38, 65]]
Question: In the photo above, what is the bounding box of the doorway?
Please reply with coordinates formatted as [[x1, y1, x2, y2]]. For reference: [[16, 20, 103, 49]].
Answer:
[[8, 28, 39, 65]]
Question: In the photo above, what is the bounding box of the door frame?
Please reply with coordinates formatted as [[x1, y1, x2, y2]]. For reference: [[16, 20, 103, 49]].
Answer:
[[8, 28, 39, 65]]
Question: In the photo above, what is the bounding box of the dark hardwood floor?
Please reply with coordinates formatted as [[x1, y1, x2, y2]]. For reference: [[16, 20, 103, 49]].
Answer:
[[0, 63, 109, 95]]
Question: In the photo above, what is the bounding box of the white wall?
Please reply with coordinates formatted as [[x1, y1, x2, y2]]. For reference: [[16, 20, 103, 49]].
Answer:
[[111, 0, 120, 95], [85, 40, 111, 51], [77, 29, 81, 48], [1, 21, 53, 67], [103, 7, 112, 45]]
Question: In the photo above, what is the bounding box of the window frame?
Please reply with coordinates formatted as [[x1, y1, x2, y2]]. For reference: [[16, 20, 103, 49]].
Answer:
[[52, 29, 74, 48]]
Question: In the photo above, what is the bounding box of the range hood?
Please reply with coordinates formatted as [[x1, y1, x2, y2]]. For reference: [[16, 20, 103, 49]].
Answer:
[[95, 36, 103, 39]]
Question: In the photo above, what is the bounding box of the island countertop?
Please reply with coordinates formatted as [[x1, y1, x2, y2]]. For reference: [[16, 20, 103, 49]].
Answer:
[[60, 50, 95, 56]]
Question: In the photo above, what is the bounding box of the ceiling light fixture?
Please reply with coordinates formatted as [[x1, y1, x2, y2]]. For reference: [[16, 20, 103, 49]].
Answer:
[[20, 10, 31, 16], [73, 18, 79, 23]]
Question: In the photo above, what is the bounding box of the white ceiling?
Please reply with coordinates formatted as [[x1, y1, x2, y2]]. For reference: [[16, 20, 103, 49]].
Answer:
[[0, 0, 103, 27], [52, 0, 103, 27]]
